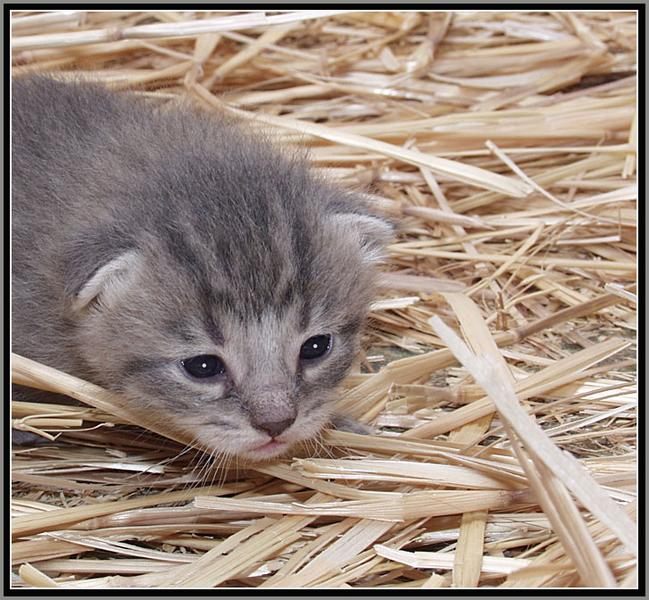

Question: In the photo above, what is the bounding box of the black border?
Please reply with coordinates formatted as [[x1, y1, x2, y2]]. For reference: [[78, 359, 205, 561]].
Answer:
[[3, 3, 645, 598]]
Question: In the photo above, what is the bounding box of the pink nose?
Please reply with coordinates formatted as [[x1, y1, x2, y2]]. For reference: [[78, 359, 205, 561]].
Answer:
[[252, 416, 295, 438]]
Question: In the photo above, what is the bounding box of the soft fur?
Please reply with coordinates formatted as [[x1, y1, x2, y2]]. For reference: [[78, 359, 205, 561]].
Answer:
[[11, 75, 392, 460]]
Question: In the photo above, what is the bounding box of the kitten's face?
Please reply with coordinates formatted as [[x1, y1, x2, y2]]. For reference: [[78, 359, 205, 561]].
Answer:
[[72, 194, 391, 461], [111, 305, 361, 461]]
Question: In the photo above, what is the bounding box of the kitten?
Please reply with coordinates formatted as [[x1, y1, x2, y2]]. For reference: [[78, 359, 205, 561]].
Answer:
[[11, 75, 392, 461]]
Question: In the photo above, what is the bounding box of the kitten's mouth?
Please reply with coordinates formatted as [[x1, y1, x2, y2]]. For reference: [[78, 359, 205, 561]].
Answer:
[[256, 440, 285, 451], [245, 439, 289, 459]]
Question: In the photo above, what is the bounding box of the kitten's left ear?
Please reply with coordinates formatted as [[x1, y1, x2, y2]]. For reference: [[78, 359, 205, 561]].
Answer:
[[331, 212, 395, 265], [72, 250, 142, 313]]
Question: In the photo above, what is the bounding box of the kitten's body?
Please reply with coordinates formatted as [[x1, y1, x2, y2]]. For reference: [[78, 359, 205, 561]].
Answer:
[[11, 76, 390, 459]]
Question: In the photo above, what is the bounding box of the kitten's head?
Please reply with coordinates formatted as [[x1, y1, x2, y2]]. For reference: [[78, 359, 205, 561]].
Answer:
[[66, 132, 392, 461]]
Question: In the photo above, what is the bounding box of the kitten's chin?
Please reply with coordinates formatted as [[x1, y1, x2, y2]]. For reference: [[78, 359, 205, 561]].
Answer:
[[191, 427, 301, 462], [193, 409, 333, 461]]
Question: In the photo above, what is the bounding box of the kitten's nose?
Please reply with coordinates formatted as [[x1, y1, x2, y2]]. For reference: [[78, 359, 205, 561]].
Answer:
[[253, 416, 295, 438]]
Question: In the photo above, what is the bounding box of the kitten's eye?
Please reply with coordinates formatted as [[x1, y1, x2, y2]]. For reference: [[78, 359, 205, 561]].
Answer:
[[182, 355, 226, 379], [299, 334, 332, 360]]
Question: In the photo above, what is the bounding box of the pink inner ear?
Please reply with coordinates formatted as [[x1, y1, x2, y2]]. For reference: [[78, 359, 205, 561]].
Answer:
[[73, 250, 141, 312]]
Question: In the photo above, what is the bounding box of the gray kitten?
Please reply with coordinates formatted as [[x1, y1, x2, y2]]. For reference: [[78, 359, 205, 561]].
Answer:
[[11, 76, 392, 461]]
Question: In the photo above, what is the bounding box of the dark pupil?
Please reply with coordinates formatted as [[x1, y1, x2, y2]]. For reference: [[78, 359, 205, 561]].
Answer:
[[300, 335, 331, 360], [183, 355, 225, 378]]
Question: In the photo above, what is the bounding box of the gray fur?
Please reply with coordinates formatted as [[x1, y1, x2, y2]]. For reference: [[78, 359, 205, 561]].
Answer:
[[11, 75, 392, 460]]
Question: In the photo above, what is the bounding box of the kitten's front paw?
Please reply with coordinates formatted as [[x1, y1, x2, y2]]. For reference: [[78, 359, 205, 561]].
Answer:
[[329, 414, 374, 435], [12, 429, 53, 447]]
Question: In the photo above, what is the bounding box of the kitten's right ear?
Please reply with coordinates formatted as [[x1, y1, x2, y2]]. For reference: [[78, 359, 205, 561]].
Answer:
[[330, 212, 395, 265], [72, 250, 142, 312]]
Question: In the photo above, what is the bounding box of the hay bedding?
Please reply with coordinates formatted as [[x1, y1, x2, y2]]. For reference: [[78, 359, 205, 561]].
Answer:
[[9, 10, 638, 589]]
